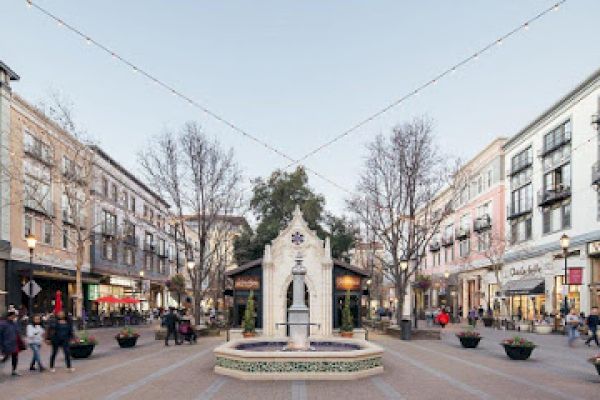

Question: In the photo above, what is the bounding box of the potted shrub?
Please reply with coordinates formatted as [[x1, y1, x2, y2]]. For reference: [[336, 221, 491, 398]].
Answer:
[[340, 290, 354, 338], [242, 291, 256, 338], [70, 331, 97, 359], [456, 329, 481, 348], [501, 336, 535, 360], [587, 354, 600, 376], [115, 327, 140, 348], [481, 316, 494, 327]]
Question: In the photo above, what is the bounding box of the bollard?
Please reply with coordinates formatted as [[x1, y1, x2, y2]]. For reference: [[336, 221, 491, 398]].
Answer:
[[226, 329, 230, 342], [365, 328, 369, 341]]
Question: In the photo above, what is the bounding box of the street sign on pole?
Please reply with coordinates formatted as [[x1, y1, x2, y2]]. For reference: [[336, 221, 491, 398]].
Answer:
[[22, 280, 41, 298]]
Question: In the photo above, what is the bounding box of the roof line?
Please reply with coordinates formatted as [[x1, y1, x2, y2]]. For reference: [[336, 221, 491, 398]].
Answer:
[[0, 60, 20, 81], [504, 66, 600, 149]]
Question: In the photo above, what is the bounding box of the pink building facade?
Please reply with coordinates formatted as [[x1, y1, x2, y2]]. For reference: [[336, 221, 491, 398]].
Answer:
[[421, 138, 507, 318]]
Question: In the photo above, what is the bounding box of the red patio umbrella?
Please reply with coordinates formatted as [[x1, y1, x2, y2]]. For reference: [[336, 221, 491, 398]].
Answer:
[[54, 290, 63, 315], [95, 295, 121, 304], [120, 297, 140, 304]]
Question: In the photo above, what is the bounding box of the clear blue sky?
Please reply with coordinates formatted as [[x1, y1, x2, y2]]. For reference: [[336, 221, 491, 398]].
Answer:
[[2, 1, 599, 217]]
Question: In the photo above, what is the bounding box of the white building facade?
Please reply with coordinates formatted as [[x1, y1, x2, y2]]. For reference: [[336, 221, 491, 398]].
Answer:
[[502, 68, 600, 319]]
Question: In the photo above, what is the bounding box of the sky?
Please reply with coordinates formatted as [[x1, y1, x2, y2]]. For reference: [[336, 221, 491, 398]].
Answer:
[[2, 0, 599, 220]]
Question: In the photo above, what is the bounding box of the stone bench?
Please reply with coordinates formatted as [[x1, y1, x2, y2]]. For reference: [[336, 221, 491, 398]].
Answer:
[[386, 326, 441, 340]]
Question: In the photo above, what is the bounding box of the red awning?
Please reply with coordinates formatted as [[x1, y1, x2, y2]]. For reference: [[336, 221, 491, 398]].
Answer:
[[120, 297, 140, 304], [95, 295, 121, 304]]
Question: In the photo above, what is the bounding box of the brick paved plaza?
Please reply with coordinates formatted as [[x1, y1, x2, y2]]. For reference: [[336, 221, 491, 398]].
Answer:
[[1, 323, 598, 400]]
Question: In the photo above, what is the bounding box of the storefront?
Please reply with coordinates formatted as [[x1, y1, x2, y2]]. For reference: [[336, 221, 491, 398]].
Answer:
[[503, 278, 545, 320], [587, 240, 600, 308]]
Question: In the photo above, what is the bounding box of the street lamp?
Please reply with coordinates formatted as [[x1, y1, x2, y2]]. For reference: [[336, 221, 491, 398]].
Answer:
[[399, 258, 408, 271], [444, 270, 449, 279], [138, 270, 145, 312], [187, 259, 195, 271], [559, 234, 570, 316], [25, 233, 37, 316]]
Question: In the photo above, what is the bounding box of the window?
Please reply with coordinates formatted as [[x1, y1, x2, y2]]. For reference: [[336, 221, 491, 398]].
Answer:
[[444, 245, 454, 263], [43, 221, 52, 245], [159, 259, 165, 274], [102, 177, 108, 197], [130, 195, 136, 212], [103, 239, 115, 261], [477, 176, 483, 194], [145, 232, 154, 246], [121, 191, 128, 208], [123, 221, 135, 238], [459, 238, 470, 258], [510, 184, 532, 215], [24, 214, 33, 237], [158, 239, 165, 256], [111, 184, 118, 202], [543, 120, 571, 154], [62, 229, 69, 250], [145, 253, 152, 270], [478, 231, 490, 252], [23, 131, 53, 164], [511, 217, 532, 244], [124, 247, 134, 266], [102, 210, 117, 235], [542, 202, 571, 234], [543, 163, 571, 192], [486, 170, 493, 188]]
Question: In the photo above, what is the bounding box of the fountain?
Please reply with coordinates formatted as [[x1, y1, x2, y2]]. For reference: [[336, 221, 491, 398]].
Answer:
[[214, 253, 384, 380]]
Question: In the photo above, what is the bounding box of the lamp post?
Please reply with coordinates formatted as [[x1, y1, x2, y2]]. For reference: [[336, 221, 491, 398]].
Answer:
[[399, 257, 408, 323], [559, 234, 570, 316], [25, 233, 37, 316], [366, 278, 372, 319], [139, 270, 144, 312], [187, 258, 195, 313]]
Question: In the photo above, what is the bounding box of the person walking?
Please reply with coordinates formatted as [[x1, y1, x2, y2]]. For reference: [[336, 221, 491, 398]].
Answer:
[[468, 308, 478, 327], [26, 314, 45, 372], [0, 311, 25, 376], [164, 307, 180, 346], [585, 306, 599, 347], [47, 311, 74, 372], [565, 308, 580, 347]]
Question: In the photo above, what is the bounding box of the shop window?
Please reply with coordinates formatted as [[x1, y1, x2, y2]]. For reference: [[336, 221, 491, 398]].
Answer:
[[554, 275, 581, 313]]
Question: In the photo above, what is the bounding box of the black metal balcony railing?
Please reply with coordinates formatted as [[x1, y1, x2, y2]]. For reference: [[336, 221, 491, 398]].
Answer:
[[429, 241, 441, 252], [592, 162, 600, 188], [455, 227, 470, 240], [509, 156, 533, 176], [24, 198, 55, 217], [473, 215, 491, 232], [123, 235, 137, 246], [506, 204, 533, 220], [537, 184, 571, 208], [441, 235, 454, 247]]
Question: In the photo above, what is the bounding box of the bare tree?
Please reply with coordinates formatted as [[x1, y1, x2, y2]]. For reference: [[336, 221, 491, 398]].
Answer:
[[139, 122, 243, 323], [347, 117, 452, 326]]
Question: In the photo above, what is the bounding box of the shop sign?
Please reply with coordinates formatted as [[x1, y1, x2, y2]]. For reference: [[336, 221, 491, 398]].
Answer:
[[588, 241, 600, 256], [336, 275, 361, 291], [568, 267, 583, 285], [234, 276, 260, 290], [509, 265, 542, 277], [110, 276, 134, 287]]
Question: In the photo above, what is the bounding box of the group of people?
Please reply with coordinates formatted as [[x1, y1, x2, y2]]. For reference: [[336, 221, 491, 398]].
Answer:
[[0, 310, 75, 376], [565, 306, 599, 347], [162, 307, 197, 346]]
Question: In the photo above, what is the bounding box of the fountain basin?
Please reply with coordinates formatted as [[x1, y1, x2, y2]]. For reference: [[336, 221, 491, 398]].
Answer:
[[214, 337, 383, 380]]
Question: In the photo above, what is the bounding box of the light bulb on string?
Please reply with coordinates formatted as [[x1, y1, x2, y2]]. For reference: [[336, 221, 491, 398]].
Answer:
[[497, 39, 503, 46], [553, 3, 560, 11], [523, 22, 530, 31], [26, 0, 32, 8], [57, 20, 63, 27], [86, 37, 91, 45], [473, 53, 479, 61]]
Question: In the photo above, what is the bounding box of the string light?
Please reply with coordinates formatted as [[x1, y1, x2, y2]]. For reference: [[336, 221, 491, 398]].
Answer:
[[285, 0, 567, 169], [22, 0, 567, 196], [497, 39, 503, 46]]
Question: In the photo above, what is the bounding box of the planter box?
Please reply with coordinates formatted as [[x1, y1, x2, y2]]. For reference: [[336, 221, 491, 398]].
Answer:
[[502, 345, 534, 360], [116, 336, 139, 348], [70, 344, 95, 359], [482, 318, 494, 328], [518, 323, 531, 332], [457, 336, 481, 348], [533, 324, 552, 334], [340, 331, 354, 338]]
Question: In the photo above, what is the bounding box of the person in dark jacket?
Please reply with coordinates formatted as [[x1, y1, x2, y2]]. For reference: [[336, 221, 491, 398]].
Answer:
[[585, 306, 599, 347], [48, 311, 74, 372], [0, 311, 23, 376], [163, 307, 180, 346]]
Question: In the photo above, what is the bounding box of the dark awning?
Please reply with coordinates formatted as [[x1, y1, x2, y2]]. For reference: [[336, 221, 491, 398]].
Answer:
[[503, 278, 544, 295]]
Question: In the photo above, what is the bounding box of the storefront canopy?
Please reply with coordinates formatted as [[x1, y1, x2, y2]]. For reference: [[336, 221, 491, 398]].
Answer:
[[503, 278, 545, 295]]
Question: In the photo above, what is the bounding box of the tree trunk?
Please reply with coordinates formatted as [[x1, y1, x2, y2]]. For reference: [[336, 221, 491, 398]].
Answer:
[[396, 283, 405, 326], [194, 276, 203, 326], [75, 243, 84, 320]]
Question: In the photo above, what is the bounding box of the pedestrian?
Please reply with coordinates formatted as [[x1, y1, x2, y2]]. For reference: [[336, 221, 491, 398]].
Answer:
[[468, 308, 478, 327], [585, 306, 599, 347], [478, 306, 484, 319], [26, 314, 45, 372], [163, 307, 180, 346], [565, 308, 580, 347], [0, 311, 25, 376], [436, 308, 449, 328], [47, 311, 74, 372]]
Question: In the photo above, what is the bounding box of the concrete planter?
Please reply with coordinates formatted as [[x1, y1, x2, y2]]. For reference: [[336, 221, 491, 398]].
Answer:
[[533, 324, 552, 334], [518, 322, 531, 332]]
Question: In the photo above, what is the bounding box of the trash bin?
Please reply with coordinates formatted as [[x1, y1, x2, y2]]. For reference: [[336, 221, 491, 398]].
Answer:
[[400, 319, 411, 340]]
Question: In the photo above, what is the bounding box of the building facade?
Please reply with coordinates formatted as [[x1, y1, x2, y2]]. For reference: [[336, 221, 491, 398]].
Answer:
[[502, 68, 600, 319], [423, 138, 507, 318], [89, 146, 175, 312]]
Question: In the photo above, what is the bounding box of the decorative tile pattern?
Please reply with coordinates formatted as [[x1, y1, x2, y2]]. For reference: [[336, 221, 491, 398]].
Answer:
[[216, 356, 382, 374]]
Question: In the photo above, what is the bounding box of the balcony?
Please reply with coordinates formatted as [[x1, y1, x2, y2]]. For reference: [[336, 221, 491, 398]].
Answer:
[[122, 235, 138, 246], [455, 227, 470, 240], [537, 184, 571, 208], [143, 242, 155, 252], [592, 162, 600, 188], [509, 157, 533, 176], [441, 235, 454, 247], [429, 241, 441, 252], [24, 198, 55, 217], [507, 204, 532, 220], [473, 215, 491, 232], [24, 143, 54, 166]]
